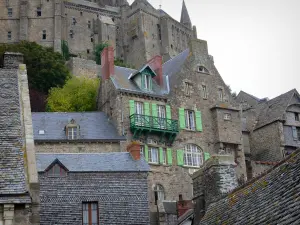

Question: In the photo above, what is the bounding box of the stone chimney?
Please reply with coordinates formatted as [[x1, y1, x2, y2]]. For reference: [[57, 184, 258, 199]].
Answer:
[[192, 155, 238, 222], [146, 55, 163, 87], [189, 39, 208, 58], [101, 46, 114, 80], [127, 142, 141, 160], [3, 52, 24, 69]]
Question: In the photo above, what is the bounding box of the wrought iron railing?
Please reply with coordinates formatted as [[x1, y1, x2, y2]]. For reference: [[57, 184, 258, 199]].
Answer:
[[129, 114, 179, 133]]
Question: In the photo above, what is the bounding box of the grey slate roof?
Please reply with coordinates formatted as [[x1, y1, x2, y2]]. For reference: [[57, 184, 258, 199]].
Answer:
[[32, 112, 126, 141], [36, 153, 150, 172], [199, 149, 300, 225]]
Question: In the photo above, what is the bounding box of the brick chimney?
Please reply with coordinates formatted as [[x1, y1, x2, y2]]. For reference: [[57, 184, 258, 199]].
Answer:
[[127, 142, 141, 160], [101, 46, 115, 80], [146, 55, 163, 87], [177, 195, 194, 218], [3, 52, 24, 69]]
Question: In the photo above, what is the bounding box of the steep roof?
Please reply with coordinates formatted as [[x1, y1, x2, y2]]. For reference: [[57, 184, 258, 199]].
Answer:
[[199, 149, 300, 225], [36, 153, 150, 172], [255, 89, 299, 129], [32, 112, 125, 141], [180, 0, 192, 28]]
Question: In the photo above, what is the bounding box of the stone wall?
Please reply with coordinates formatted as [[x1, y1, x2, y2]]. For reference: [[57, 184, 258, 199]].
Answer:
[[39, 172, 149, 225], [67, 57, 100, 78], [250, 161, 274, 178]]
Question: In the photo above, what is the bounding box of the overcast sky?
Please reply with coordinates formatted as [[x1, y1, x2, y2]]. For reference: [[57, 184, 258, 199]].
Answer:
[[128, 0, 300, 99]]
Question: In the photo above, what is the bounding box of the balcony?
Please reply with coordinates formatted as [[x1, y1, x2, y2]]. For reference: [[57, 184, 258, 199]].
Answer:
[[129, 114, 179, 143]]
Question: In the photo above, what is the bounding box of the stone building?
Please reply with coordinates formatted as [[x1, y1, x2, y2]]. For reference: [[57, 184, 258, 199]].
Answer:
[[0, 52, 39, 224], [0, 0, 196, 68], [36, 150, 150, 224], [98, 38, 247, 224]]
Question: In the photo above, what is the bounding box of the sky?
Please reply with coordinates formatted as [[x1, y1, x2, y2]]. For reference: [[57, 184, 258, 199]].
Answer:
[[128, 0, 300, 99]]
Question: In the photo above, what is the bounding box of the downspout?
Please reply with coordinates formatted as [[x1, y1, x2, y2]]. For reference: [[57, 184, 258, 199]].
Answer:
[[121, 93, 125, 136]]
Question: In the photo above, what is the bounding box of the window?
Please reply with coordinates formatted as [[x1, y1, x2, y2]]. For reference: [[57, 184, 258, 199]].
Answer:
[[82, 202, 98, 225], [295, 113, 299, 121], [184, 82, 192, 96], [38, 130, 45, 135], [135, 101, 144, 125], [202, 85, 208, 99], [185, 110, 195, 130], [154, 184, 164, 205], [88, 21, 91, 29], [297, 128, 300, 141], [142, 75, 152, 90], [87, 49, 90, 54], [80, 11, 83, 16], [158, 105, 166, 128], [7, 31, 11, 40], [162, 148, 167, 165], [91, 37, 94, 42], [8, 8, 13, 17], [224, 113, 231, 121], [47, 163, 67, 177], [184, 144, 203, 167], [72, 17, 76, 25], [149, 147, 159, 164], [218, 88, 223, 101], [140, 145, 145, 157], [42, 30, 46, 40], [198, 66, 209, 74], [67, 127, 78, 140], [37, 7, 41, 17], [69, 30, 74, 38]]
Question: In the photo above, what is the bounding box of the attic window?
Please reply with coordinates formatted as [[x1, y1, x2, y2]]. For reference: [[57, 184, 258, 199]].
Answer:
[[67, 127, 78, 140], [142, 74, 152, 91], [47, 163, 67, 177], [197, 66, 209, 74], [39, 130, 45, 135]]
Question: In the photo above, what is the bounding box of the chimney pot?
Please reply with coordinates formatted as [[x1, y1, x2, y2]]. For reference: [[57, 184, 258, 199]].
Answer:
[[101, 46, 114, 80], [127, 142, 141, 160], [146, 55, 163, 87]]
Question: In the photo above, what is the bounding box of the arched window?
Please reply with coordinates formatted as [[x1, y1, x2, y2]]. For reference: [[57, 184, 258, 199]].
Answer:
[[197, 66, 209, 74], [154, 184, 164, 205], [184, 144, 203, 167]]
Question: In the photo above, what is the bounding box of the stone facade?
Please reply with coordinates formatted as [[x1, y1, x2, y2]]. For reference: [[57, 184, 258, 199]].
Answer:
[[66, 57, 100, 78]]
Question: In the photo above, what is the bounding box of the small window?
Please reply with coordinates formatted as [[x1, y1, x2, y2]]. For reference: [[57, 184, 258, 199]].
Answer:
[[88, 21, 91, 29], [218, 88, 224, 101], [202, 85, 208, 99], [67, 127, 78, 140], [7, 31, 11, 40], [295, 113, 299, 121], [142, 74, 152, 90], [72, 17, 76, 25], [80, 11, 83, 16], [297, 128, 300, 141], [140, 145, 145, 157], [224, 113, 231, 121], [69, 30, 74, 38], [91, 37, 94, 42], [8, 8, 13, 17], [82, 202, 98, 225], [184, 82, 192, 96], [47, 163, 67, 177], [185, 110, 195, 130], [149, 147, 159, 164], [154, 184, 164, 205], [39, 130, 45, 135], [158, 105, 166, 128], [37, 7, 42, 17], [135, 101, 144, 115], [87, 49, 90, 54], [42, 30, 46, 40], [198, 66, 209, 74]]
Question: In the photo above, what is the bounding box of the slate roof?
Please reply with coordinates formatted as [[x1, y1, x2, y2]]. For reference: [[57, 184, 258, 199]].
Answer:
[[199, 149, 300, 225], [255, 89, 298, 129], [36, 153, 150, 172], [32, 112, 126, 141]]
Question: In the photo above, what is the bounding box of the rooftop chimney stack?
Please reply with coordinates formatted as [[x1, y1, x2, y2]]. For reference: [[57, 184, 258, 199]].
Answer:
[[3, 52, 24, 69], [101, 46, 115, 80], [146, 55, 163, 87], [127, 142, 141, 161]]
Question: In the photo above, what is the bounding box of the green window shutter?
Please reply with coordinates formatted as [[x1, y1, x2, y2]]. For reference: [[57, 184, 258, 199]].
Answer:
[[166, 105, 171, 119], [141, 74, 145, 89], [144, 145, 149, 162], [167, 148, 173, 165], [159, 147, 164, 164], [195, 110, 203, 132], [152, 103, 158, 116], [177, 149, 184, 166], [292, 126, 298, 141], [179, 108, 185, 129], [129, 100, 135, 116], [204, 152, 211, 161], [144, 102, 150, 116]]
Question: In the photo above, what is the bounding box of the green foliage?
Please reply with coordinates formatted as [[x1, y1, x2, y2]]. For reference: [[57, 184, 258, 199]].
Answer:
[[114, 58, 135, 69], [0, 41, 70, 93], [94, 42, 109, 65], [61, 40, 70, 61], [47, 77, 100, 112]]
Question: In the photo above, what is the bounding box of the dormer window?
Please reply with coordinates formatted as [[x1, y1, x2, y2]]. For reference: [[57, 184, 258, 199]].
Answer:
[[142, 74, 152, 90], [197, 66, 209, 74], [66, 119, 79, 140], [47, 163, 67, 177]]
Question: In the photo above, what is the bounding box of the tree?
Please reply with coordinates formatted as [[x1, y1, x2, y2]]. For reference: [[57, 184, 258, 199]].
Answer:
[[46, 77, 100, 112], [94, 42, 109, 65], [0, 41, 70, 93]]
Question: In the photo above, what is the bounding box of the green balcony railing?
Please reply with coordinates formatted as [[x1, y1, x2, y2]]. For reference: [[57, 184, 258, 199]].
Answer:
[[129, 114, 179, 133]]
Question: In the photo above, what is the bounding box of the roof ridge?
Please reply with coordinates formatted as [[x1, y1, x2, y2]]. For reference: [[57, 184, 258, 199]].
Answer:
[[162, 49, 189, 67]]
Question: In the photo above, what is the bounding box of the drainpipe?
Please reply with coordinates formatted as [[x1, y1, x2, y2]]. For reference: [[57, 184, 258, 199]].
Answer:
[[121, 94, 125, 136]]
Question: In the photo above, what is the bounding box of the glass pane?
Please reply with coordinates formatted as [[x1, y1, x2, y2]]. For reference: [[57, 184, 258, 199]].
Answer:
[[82, 204, 88, 224], [153, 148, 158, 163]]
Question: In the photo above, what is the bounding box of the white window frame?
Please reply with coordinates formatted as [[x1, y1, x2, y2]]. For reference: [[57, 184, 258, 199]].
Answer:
[[143, 74, 151, 90], [37, 7, 42, 17], [8, 8, 12, 17], [154, 184, 165, 205], [149, 147, 159, 164], [158, 105, 166, 129], [135, 101, 144, 126], [67, 127, 78, 140], [184, 144, 203, 167], [224, 113, 231, 121], [82, 202, 98, 225], [140, 145, 144, 157], [185, 110, 195, 130]]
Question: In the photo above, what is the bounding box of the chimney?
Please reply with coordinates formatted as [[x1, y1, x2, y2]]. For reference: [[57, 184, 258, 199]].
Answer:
[[3, 52, 24, 69], [101, 46, 114, 80], [189, 39, 208, 58], [146, 55, 163, 87], [127, 142, 141, 160], [177, 195, 193, 218], [192, 155, 238, 222]]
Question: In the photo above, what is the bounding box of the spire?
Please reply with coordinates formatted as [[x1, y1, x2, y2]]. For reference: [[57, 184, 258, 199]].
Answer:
[[180, 0, 192, 29]]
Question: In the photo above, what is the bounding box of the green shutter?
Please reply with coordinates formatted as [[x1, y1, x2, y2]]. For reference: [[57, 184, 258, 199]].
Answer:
[[179, 108, 185, 129], [129, 100, 135, 116], [177, 149, 184, 166], [166, 105, 171, 119], [152, 103, 158, 116], [204, 152, 210, 161], [144, 102, 150, 116], [159, 147, 164, 164], [144, 145, 149, 162], [195, 110, 203, 132], [141, 74, 145, 89], [167, 148, 173, 165]]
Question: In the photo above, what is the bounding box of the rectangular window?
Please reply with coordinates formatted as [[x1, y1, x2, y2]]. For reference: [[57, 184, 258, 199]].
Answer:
[[295, 113, 299, 121], [8, 8, 13, 17], [185, 110, 195, 130], [42, 30, 46, 40], [184, 82, 192, 96], [202, 85, 208, 99], [87, 49, 90, 54], [224, 113, 231, 121], [140, 145, 145, 157], [88, 21, 91, 29], [7, 31, 11, 40], [218, 88, 224, 101], [157, 105, 166, 128], [67, 127, 77, 140], [37, 7, 41, 17], [69, 30, 74, 38], [72, 17, 76, 25], [143, 75, 151, 90], [135, 101, 144, 125], [91, 37, 94, 42], [149, 147, 159, 164], [82, 202, 98, 225], [297, 128, 300, 141]]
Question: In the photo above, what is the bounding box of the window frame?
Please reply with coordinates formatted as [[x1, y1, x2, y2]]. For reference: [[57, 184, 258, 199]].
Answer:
[[67, 127, 78, 140], [185, 110, 196, 130], [47, 163, 67, 177], [224, 113, 231, 121], [202, 85, 208, 99], [183, 144, 204, 167], [295, 113, 299, 122], [197, 66, 209, 74], [148, 147, 159, 164], [8, 8, 13, 17], [42, 30, 46, 40], [154, 184, 165, 205], [218, 88, 224, 102], [7, 31, 12, 40], [297, 127, 300, 141], [184, 82, 192, 96], [82, 202, 99, 225], [142, 74, 152, 90], [37, 7, 42, 17]]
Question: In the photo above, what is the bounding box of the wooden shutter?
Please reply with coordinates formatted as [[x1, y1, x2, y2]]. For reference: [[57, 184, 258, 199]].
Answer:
[[144, 145, 149, 162], [204, 152, 210, 161], [166, 105, 171, 119], [159, 147, 164, 164], [129, 100, 135, 116], [144, 102, 150, 116], [179, 108, 185, 129], [292, 126, 298, 141], [177, 149, 184, 166], [152, 103, 158, 116], [167, 148, 173, 165], [195, 110, 203, 131]]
